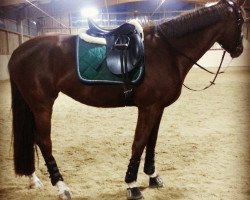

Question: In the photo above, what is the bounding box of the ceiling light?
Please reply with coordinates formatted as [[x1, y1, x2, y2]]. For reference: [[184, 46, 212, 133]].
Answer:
[[80, 7, 99, 18]]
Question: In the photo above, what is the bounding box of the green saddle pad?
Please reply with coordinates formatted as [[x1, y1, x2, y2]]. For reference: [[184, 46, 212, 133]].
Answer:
[[76, 36, 144, 85]]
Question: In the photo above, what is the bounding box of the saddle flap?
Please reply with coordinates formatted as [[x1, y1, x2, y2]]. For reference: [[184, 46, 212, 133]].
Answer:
[[106, 33, 144, 75], [85, 19, 144, 76]]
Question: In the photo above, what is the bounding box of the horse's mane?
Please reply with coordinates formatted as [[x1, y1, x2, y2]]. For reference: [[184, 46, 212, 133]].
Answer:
[[159, 2, 229, 38]]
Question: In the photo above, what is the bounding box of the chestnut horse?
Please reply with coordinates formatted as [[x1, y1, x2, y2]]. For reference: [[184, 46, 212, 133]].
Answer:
[[8, 0, 244, 199]]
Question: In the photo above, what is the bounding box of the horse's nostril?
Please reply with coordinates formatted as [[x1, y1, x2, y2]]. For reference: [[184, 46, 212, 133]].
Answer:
[[231, 46, 243, 58]]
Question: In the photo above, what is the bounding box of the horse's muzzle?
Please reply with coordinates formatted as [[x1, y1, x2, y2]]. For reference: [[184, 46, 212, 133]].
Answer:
[[230, 44, 243, 58]]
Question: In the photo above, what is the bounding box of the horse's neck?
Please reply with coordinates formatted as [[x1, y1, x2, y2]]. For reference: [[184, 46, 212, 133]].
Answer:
[[171, 23, 223, 81]]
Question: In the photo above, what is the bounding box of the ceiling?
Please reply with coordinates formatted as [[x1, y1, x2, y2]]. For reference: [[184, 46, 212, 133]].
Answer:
[[0, 0, 218, 7], [0, 0, 202, 20], [0, 0, 249, 21]]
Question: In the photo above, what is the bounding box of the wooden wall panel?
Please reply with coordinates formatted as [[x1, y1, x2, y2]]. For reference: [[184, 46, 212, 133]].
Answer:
[[8, 33, 19, 54], [245, 24, 250, 41], [0, 30, 8, 55], [40, 15, 70, 34], [23, 36, 31, 43], [61, 15, 70, 26]]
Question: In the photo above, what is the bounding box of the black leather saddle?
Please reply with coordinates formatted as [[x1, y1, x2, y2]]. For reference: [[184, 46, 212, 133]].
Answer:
[[87, 19, 136, 37], [86, 19, 144, 77]]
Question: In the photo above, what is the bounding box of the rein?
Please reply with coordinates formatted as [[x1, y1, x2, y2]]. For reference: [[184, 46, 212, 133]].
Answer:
[[183, 50, 226, 91], [157, 24, 226, 91], [156, 25, 223, 76], [169, 41, 222, 75]]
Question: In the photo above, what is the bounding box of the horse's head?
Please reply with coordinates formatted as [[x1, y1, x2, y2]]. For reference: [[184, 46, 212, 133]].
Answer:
[[217, 0, 244, 58]]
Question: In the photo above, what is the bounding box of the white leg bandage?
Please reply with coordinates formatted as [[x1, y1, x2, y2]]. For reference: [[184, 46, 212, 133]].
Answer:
[[56, 181, 72, 200], [28, 172, 43, 189], [149, 171, 157, 178], [127, 181, 138, 188]]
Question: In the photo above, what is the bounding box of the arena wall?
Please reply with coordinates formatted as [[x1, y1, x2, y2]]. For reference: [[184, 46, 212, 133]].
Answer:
[[0, 29, 31, 80]]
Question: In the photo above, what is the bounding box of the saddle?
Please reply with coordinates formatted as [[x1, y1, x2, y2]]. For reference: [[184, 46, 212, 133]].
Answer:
[[86, 19, 144, 77], [87, 19, 136, 37]]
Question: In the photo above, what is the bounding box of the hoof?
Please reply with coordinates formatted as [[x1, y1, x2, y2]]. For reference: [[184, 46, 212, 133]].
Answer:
[[127, 187, 144, 200], [149, 175, 164, 188], [59, 190, 72, 200]]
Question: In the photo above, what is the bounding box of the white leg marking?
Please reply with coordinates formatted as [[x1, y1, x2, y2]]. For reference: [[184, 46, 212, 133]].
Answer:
[[28, 172, 43, 189], [149, 171, 157, 178], [127, 181, 138, 188], [56, 181, 72, 200]]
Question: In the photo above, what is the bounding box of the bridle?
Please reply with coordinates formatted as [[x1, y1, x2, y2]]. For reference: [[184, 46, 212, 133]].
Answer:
[[182, 51, 226, 91], [156, 0, 244, 91], [220, 0, 244, 57]]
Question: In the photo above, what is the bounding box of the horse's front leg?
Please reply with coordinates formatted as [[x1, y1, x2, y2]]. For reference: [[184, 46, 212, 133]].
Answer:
[[125, 106, 164, 200], [144, 109, 164, 188]]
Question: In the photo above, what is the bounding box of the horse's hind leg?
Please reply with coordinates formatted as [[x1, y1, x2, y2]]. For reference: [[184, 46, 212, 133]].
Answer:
[[33, 104, 71, 200], [29, 172, 44, 189]]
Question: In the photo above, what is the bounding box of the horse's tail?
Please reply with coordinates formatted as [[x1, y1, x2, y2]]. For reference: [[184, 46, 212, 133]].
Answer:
[[10, 80, 36, 176]]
